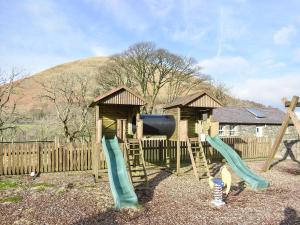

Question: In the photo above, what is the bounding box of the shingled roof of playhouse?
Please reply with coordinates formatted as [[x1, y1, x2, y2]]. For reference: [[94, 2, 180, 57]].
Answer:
[[163, 91, 223, 109], [213, 107, 286, 125], [89, 85, 145, 107]]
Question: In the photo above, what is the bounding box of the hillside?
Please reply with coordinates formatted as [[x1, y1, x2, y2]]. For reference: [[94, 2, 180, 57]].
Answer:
[[12, 57, 109, 112], [11, 56, 264, 115]]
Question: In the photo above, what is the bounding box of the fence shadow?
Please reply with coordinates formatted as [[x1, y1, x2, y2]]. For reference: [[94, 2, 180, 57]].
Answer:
[[270, 140, 300, 169], [135, 169, 172, 205], [280, 207, 300, 225]]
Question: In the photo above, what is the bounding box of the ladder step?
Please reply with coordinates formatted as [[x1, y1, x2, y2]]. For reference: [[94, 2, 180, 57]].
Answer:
[[128, 154, 141, 156], [130, 169, 145, 172], [131, 175, 146, 178]]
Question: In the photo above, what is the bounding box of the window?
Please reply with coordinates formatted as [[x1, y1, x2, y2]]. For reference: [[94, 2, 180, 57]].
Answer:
[[229, 125, 239, 136], [256, 126, 264, 137], [219, 125, 226, 136]]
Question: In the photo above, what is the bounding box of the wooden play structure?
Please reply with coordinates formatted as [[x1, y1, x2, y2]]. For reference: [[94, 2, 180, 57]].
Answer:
[[163, 91, 222, 177], [89, 86, 224, 185], [89, 86, 147, 186], [263, 96, 300, 171]]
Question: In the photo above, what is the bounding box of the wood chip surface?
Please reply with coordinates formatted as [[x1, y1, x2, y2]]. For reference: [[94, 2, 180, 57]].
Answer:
[[0, 161, 299, 225]]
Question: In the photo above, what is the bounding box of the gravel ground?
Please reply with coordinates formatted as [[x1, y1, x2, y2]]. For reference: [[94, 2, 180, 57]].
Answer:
[[0, 161, 299, 225]]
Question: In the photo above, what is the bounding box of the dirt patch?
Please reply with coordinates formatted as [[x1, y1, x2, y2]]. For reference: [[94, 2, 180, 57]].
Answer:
[[0, 161, 299, 225]]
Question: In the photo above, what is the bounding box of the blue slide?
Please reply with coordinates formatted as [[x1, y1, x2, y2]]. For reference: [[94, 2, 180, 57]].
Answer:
[[102, 136, 139, 209], [206, 135, 269, 190]]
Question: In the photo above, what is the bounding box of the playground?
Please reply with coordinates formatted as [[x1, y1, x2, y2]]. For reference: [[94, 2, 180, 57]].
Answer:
[[0, 160, 299, 225], [0, 86, 299, 224]]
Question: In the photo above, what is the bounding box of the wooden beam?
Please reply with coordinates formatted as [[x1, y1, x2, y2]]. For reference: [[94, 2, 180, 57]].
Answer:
[[262, 96, 299, 171], [95, 105, 100, 143], [289, 111, 300, 136], [176, 107, 181, 175], [96, 119, 102, 144], [284, 96, 300, 107]]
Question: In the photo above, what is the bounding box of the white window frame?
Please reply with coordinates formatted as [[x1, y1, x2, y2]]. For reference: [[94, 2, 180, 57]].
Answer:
[[219, 125, 226, 136], [229, 125, 239, 136], [256, 126, 264, 137]]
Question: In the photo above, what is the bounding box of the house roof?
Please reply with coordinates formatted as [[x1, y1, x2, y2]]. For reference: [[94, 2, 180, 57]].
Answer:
[[89, 85, 145, 107], [163, 91, 223, 109], [212, 107, 286, 125]]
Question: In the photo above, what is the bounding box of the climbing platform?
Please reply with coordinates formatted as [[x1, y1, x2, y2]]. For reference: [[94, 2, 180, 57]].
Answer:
[[187, 137, 210, 180], [125, 138, 148, 187]]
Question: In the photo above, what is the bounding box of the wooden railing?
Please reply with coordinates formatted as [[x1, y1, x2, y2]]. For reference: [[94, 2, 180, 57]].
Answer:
[[0, 142, 92, 175], [0, 137, 274, 175]]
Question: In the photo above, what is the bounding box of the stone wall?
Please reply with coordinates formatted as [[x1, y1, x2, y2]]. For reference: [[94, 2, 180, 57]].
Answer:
[[219, 123, 300, 160], [219, 124, 299, 140]]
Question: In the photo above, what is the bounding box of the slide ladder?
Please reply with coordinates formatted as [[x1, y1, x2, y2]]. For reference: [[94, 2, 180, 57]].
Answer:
[[101, 136, 139, 209], [187, 137, 210, 180], [125, 138, 148, 187], [206, 135, 269, 190]]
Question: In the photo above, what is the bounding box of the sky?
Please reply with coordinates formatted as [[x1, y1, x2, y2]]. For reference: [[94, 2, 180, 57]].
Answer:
[[0, 0, 300, 110]]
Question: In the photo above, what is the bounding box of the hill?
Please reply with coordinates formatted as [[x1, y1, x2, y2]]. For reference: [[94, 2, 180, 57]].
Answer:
[[11, 56, 264, 115], [13, 57, 109, 112]]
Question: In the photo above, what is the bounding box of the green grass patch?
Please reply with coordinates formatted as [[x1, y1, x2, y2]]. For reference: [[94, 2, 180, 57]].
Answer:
[[56, 188, 66, 195], [0, 179, 20, 190], [31, 182, 55, 192], [32, 182, 55, 188], [81, 184, 96, 189], [0, 195, 23, 203]]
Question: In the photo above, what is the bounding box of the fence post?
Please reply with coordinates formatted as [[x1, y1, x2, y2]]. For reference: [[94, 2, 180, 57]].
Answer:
[[166, 140, 170, 168], [176, 140, 181, 175], [36, 141, 41, 174], [0, 142, 3, 175]]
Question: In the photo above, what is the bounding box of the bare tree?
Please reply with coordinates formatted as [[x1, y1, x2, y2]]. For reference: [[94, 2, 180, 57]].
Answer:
[[0, 69, 21, 135], [96, 42, 210, 113], [210, 81, 230, 106], [39, 73, 92, 142]]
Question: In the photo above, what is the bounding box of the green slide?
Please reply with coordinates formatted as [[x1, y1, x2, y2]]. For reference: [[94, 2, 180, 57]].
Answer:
[[206, 135, 269, 190], [102, 136, 139, 209]]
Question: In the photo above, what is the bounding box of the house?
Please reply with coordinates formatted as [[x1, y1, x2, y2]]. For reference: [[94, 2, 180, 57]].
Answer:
[[212, 107, 299, 140]]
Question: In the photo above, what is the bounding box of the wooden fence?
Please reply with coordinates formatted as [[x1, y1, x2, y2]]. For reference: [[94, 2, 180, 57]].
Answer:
[[0, 137, 273, 176], [0, 141, 92, 175], [141, 137, 273, 167]]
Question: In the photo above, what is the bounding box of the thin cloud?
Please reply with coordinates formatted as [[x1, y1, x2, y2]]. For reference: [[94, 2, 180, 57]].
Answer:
[[232, 74, 300, 107], [87, 0, 150, 32], [273, 25, 297, 45], [199, 56, 251, 81]]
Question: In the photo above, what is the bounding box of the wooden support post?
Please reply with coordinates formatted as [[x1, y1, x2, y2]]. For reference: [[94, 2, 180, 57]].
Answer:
[[176, 107, 181, 175], [92, 142, 100, 182], [122, 119, 126, 140], [95, 105, 102, 143], [137, 120, 143, 139], [179, 120, 188, 141], [117, 119, 121, 140], [262, 96, 299, 171]]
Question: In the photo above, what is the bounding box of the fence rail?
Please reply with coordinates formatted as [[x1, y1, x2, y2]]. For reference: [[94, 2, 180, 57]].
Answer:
[[0, 137, 274, 176]]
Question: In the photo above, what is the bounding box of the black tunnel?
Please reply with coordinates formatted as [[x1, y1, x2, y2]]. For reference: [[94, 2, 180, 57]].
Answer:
[[132, 114, 176, 138]]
